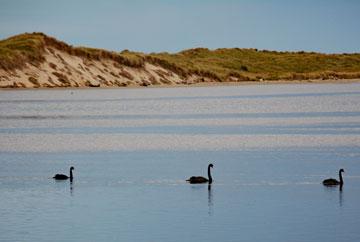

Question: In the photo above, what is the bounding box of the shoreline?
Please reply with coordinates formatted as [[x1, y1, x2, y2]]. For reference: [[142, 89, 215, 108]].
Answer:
[[1, 78, 360, 91]]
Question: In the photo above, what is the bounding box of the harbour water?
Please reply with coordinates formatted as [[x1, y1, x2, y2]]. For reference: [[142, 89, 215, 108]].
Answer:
[[1, 83, 360, 242]]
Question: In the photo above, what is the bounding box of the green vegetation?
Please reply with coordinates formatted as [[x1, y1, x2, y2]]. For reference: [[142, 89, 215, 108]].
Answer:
[[1, 33, 360, 81], [0, 33, 145, 70], [147, 48, 360, 81], [0, 33, 45, 70]]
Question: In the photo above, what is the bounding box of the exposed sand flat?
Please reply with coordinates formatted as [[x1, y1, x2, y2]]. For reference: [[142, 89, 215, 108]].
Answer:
[[1, 133, 360, 152], [2, 116, 359, 129]]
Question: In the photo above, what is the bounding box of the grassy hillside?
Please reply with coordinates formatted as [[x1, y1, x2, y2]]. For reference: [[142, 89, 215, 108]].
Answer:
[[0, 33, 45, 70], [147, 48, 360, 81], [0, 33, 144, 70], [1, 32, 360, 82]]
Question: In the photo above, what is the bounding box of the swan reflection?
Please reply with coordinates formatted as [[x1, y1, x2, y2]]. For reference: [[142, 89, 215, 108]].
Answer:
[[208, 184, 213, 216], [339, 185, 343, 207], [323, 183, 344, 207], [70, 181, 74, 196]]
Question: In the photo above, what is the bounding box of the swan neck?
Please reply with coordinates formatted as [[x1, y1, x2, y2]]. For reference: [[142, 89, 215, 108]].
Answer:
[[208, 165, 212, 184], [339, 170, 343, 185], [70, 169, 73, 180]]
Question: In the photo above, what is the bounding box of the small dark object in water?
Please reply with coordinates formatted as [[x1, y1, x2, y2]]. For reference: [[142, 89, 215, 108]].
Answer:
[[53, 166, 74, 181], [187, 163, 213, 184], [323, 168, 344, 186]]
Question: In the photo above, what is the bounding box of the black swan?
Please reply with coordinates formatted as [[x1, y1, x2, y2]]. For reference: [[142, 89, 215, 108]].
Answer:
[[187, 163, 213, 184], [53, 166, 74, 181], [322, 169, 344, 186]]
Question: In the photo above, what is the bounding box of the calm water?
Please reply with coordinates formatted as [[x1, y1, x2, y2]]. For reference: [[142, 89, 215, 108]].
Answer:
[[1, 84, 360, 242]]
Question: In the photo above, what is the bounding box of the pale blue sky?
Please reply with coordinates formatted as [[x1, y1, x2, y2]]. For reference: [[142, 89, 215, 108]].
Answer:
[[0, 0, 359, 53]]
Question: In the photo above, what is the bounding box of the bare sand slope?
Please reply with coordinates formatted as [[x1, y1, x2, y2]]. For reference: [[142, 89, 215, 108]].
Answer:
[[0, 47, 210, 88]]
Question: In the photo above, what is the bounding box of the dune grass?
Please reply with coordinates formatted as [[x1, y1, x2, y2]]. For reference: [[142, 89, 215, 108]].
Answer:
[[0, 33, 145, 70], [0, 33, 46, 70], [147, 48, 360, 81], [1, 33, 360, 81]]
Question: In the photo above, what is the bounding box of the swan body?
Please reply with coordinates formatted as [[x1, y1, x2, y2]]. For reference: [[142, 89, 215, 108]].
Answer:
[[53, 174, 69, 180], [187, 164, 213, 184], [323, 169, 344, 186], [53, 166, 74, 181], [187, 176, 209, 183]]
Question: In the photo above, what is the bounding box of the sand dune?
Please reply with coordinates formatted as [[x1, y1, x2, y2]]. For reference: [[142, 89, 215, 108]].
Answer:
[[0, 47, 202, 88], [1, 33, 360, 88]]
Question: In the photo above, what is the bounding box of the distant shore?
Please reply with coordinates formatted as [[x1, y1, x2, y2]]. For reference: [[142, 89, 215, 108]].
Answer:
[[2, 33, 360, 89]]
